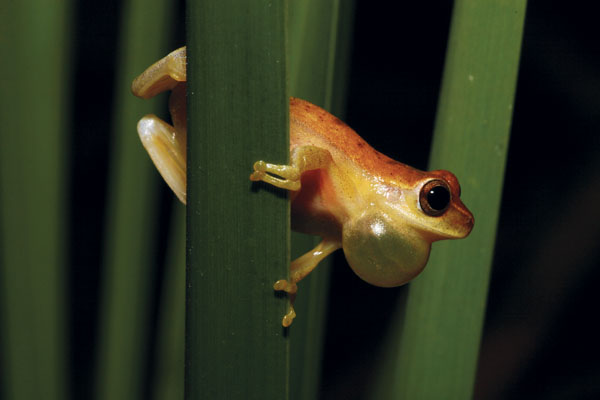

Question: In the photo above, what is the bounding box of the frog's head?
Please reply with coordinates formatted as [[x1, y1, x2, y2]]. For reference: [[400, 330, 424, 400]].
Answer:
[[408, 169, 474, 241], [341, 170, 473, 288]]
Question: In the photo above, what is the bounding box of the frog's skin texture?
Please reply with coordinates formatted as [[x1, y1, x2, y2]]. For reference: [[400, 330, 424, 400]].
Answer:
[[132, 47, 474, 327]]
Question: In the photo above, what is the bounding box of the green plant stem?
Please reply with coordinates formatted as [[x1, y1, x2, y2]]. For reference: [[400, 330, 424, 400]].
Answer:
[[185, 1, 289, 398]]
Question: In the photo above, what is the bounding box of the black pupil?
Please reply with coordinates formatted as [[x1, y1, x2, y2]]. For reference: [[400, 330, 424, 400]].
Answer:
[[427, 185, 450, 211]]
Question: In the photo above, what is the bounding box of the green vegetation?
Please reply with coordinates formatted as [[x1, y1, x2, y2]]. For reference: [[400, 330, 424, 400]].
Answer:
[[95, 0, 174, 399], [185, 1, 289, 398], [0, 1, 72, 399]]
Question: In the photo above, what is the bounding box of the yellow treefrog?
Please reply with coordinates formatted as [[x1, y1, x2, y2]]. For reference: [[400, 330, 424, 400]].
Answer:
[[132, 47, 474, 327]]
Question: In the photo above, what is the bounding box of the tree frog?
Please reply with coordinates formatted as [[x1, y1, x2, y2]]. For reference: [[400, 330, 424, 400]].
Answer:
[[132, 47, 474, 327]]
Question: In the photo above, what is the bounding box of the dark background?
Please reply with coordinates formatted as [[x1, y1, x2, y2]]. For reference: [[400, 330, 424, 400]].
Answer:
[[71, 1, 600, 399]]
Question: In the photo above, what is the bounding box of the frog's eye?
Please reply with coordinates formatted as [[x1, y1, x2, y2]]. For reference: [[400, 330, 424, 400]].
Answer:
[[419, 179, 451, 216]]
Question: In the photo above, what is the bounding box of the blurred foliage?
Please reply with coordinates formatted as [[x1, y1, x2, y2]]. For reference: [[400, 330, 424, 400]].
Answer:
[[0, 0, 72, 399], [94, 0, 174, 398]]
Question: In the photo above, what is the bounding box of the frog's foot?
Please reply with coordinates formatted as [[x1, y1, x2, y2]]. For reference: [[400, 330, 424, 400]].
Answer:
[[131, 47, 187, 99], [273, 239, 340, 327], [282, 307, 296, 328], [250, 145, 333, 192], [273, 279, 298, 294], [273, 280, 297, 327], [250, 161, 301, 191]]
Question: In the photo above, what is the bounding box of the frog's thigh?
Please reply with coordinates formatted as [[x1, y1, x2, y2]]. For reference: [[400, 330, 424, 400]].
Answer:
[[132, 46, 187, 99], [250, 146, 332, 191], [138, 114, 187, 204]]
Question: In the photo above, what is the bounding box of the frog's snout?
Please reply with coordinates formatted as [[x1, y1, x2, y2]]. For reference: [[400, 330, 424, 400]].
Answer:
[[453, 199, 474, 238]]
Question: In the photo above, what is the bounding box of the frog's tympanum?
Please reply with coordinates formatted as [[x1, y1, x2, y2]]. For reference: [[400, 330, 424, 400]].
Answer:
[[132, 47, 474, 327]]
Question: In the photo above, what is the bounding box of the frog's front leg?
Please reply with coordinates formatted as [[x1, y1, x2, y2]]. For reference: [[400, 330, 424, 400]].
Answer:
[[251, 145, 340, 327], [250, 145, 333, 191]]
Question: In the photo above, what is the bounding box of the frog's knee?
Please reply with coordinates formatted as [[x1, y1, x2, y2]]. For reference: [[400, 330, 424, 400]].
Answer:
[[137, 115, 187, 204]]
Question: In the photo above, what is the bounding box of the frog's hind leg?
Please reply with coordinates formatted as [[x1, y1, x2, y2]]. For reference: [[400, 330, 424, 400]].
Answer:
[[133, 47, 187, 204], [137, 109, 186, 204], [131, 46, 187, 99], [274, 239, 340, 327]]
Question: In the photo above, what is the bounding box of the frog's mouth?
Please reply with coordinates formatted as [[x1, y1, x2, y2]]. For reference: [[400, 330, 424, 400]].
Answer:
[[423, 200, 475, 241]]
